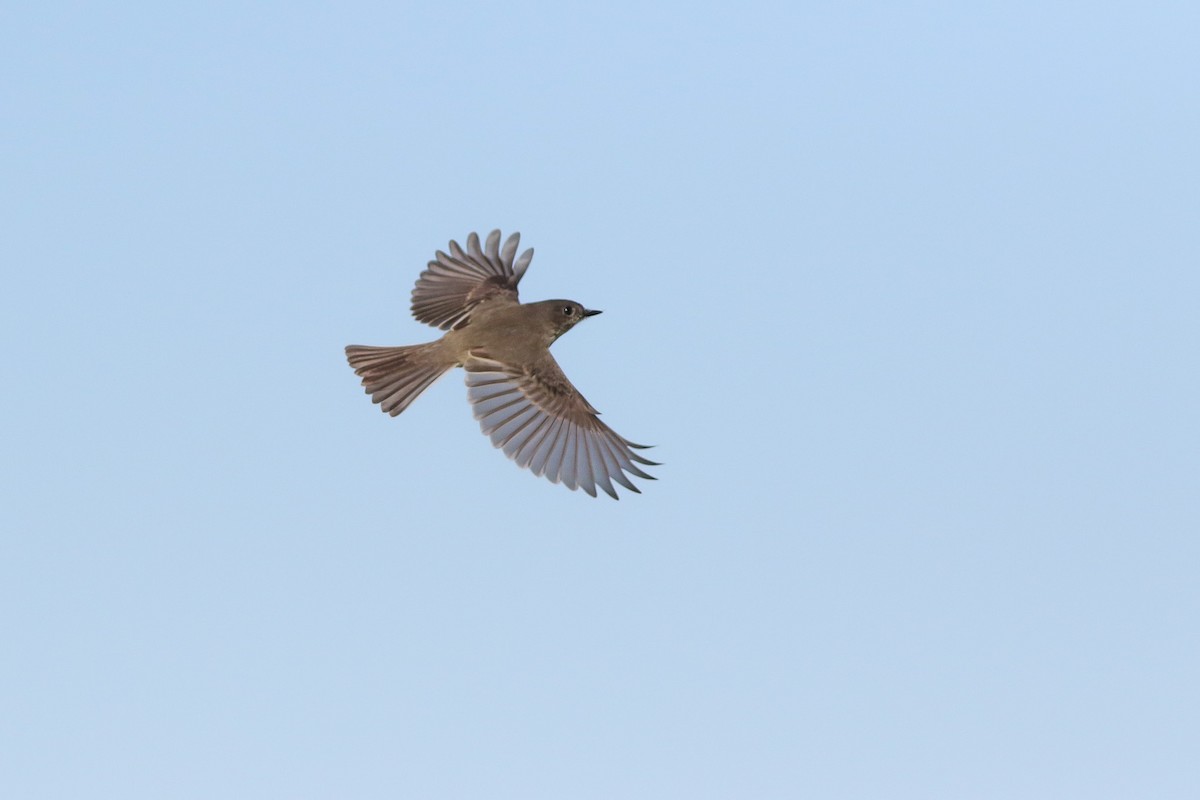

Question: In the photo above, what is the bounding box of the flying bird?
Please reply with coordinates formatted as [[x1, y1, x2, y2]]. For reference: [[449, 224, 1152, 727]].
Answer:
[[346, 230, 657, 499]]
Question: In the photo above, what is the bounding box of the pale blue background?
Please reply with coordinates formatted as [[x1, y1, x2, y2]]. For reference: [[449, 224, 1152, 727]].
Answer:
[[3, 2, 1198, 798]]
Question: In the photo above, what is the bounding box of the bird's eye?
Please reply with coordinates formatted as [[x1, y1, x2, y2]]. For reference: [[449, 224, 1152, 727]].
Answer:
[[562, 306, 575, 316]]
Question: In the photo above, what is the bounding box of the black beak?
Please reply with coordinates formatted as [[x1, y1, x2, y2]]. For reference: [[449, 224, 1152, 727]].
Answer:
[[583, 309, 602, 317]]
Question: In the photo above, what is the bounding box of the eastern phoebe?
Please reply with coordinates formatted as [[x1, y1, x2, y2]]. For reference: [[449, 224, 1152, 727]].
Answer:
[[346, 230, 657, 499]]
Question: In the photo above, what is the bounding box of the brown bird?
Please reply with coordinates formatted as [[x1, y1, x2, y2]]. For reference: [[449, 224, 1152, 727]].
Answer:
[[346, 230, 657, 499]]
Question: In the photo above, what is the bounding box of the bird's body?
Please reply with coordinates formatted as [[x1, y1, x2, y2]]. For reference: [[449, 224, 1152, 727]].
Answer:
[[345, 230, 656, 499], [447, 300, 570, 361]]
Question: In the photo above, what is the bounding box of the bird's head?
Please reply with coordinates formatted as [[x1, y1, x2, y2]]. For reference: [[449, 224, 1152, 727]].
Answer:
[[539, 300, 602, 341]]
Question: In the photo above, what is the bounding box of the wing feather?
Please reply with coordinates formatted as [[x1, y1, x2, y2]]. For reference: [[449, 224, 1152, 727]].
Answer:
[[464, 353, 657, 499], [410, 230, 529, 330]]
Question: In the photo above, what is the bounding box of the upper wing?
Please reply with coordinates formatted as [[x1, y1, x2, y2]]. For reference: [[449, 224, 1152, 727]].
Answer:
[[464, 352, 658, 499], [410, 230, 533, 330]]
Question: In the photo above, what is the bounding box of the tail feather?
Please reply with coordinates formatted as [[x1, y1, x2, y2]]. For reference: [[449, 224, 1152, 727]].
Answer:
[[345, 342, 455, 416]]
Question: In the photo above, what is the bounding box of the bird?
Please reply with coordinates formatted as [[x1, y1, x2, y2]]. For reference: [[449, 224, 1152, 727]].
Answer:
[[345, 229, 657, 499]]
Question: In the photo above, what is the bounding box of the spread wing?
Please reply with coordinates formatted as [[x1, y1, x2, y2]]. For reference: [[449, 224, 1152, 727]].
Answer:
[[464, 353, 658, 499], [410, 230, 533, 330]]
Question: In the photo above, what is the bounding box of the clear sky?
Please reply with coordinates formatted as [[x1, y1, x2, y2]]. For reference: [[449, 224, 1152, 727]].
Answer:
[[3, 2, 1198, 797]]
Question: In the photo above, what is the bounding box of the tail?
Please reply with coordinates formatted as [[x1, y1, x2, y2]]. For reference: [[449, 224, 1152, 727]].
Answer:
[[345, 341, 457, 416]]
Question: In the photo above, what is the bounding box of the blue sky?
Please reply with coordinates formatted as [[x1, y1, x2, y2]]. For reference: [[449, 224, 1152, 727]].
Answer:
[[3, 2, 1198, 797]]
